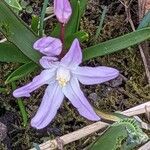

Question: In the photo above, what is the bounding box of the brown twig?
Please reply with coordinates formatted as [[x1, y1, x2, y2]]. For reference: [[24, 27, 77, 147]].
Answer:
[[120, 0, 150, 84], [138, 0, 146, 20], [138, 0, 150, 84], [138, 141, 150, 150]]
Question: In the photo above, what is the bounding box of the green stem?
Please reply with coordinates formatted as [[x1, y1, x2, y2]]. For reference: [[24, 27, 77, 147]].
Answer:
[[76, 0, 81, 32], [12, 82, 28, 127], [95, 6, 108, 41], [39, 0, 49, 36]]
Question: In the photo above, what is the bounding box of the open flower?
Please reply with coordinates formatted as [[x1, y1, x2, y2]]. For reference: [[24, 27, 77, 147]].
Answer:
[[54, 0, 72, 24], [13, 38, 119, 129]]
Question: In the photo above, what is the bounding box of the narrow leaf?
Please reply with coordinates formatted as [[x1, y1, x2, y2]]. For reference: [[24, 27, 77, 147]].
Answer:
[[12, 82, 28, 127], [83, 28, 150, 61], [6, 62, 38, 84], [39, 0, 49, 36], [138, 11, 150, 29], [0, 42, 30, 63], [5, 0, 22, 11], [0, 0, 41, 64], [31, 15, 39, 34]]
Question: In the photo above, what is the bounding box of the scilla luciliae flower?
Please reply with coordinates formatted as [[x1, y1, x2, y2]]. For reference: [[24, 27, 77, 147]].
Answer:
[[13, 38, 119, 129]]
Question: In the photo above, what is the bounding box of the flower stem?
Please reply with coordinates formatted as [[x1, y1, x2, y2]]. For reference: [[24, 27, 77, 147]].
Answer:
[[60, 23, 65, 50], [58, 23, 66, 59], [12, 82, 28, 127]]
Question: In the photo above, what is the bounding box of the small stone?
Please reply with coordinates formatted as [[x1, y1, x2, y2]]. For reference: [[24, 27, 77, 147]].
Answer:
[[0, 122, 7, 141], [105, 75, 123, 87], [89, 93, 98, 101]]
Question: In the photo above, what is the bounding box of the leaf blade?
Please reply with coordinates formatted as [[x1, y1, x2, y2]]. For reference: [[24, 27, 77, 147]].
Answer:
[[0, 0, 41, 64], [0, 42, 30, 63], [83, 28, 150, 61], [5, 62, 38, 84]]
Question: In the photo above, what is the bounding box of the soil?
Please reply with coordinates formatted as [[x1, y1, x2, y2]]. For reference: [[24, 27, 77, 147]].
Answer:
[[0, 0, 150, 150]]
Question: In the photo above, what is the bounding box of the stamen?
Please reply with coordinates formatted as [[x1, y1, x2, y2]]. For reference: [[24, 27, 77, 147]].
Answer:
[[56, 67, 70, 87]]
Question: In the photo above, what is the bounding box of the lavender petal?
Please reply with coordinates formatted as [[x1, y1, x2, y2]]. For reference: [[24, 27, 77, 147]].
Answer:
[[61, 39, 82, 68], [31, 83, 64, 129], [13, 69, 56, 98], [39, 56, 59, 69], [73, 66, 119, 85], [62, 78, 100, 121]]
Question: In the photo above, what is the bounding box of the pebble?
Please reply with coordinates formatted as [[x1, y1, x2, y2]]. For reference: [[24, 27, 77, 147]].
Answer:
[[0, 122, 7, 141], [89, 93, 98, 101], [105, 75, 123, 87]]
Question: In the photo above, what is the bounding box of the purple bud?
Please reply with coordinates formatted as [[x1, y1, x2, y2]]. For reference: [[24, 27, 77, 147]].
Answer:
[[54, 0, 72, 24], [33, 36, 62, 56]]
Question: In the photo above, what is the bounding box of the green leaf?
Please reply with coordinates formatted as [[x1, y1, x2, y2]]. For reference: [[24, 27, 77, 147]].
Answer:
[[12, 82, 28, 127], [83, 28, 150, 61], [65, 31, 89, 49], [0, 42, 30, 63], [138, 11, 150, 29], [89, 118, 148, 150], [52, 0, 88, 38], [0, 1, 41, 64], [31, 15, 39, 34], [5, 62, 38, 84], [5, 0, 22, 11], [39, 0, 49, 36]]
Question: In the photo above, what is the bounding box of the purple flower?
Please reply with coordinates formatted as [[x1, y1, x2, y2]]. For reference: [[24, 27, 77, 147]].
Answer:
[[54, 0, 72, 24], [13, 38, 119, 129]]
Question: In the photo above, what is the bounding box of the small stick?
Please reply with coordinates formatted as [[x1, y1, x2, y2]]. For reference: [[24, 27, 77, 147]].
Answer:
[[138, 0, 150, 84], [0, 38, 7, 43], [138, 141, 150, 150], [30, 101, 150, 150], [44, 14, 55, 21], [30, 121, 109, 150], [138, 0, 146, 20], [122, 101, 150, 116], [120, 0, 150, 84]]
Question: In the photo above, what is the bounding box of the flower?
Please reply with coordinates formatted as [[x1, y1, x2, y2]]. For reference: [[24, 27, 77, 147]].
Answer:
[[54, 0, 72, 24], [13, 38, 119, 129]]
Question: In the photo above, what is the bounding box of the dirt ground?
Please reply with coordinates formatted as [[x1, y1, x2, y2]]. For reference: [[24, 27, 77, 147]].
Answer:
[[0, 0, 150, 149]]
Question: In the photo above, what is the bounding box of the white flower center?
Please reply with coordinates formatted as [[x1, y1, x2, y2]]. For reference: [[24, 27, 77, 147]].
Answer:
[[56, 67, 71, 87]]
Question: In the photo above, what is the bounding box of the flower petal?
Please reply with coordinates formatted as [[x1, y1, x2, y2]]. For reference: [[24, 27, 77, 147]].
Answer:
[[61, 39, 82, 68], [31, 83, 64, 129], [39, 56, 59, 69], [13, 69, 56, 98], [54, 0, 72, 24], [33, 36, 62, 56], [73, 66, 119, 85], [62, 78, 100, 121]]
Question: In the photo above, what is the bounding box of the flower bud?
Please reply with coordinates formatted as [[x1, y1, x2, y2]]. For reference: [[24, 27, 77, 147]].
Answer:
[[33, 36, 62, 56], [54, 0, 72, 24]]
